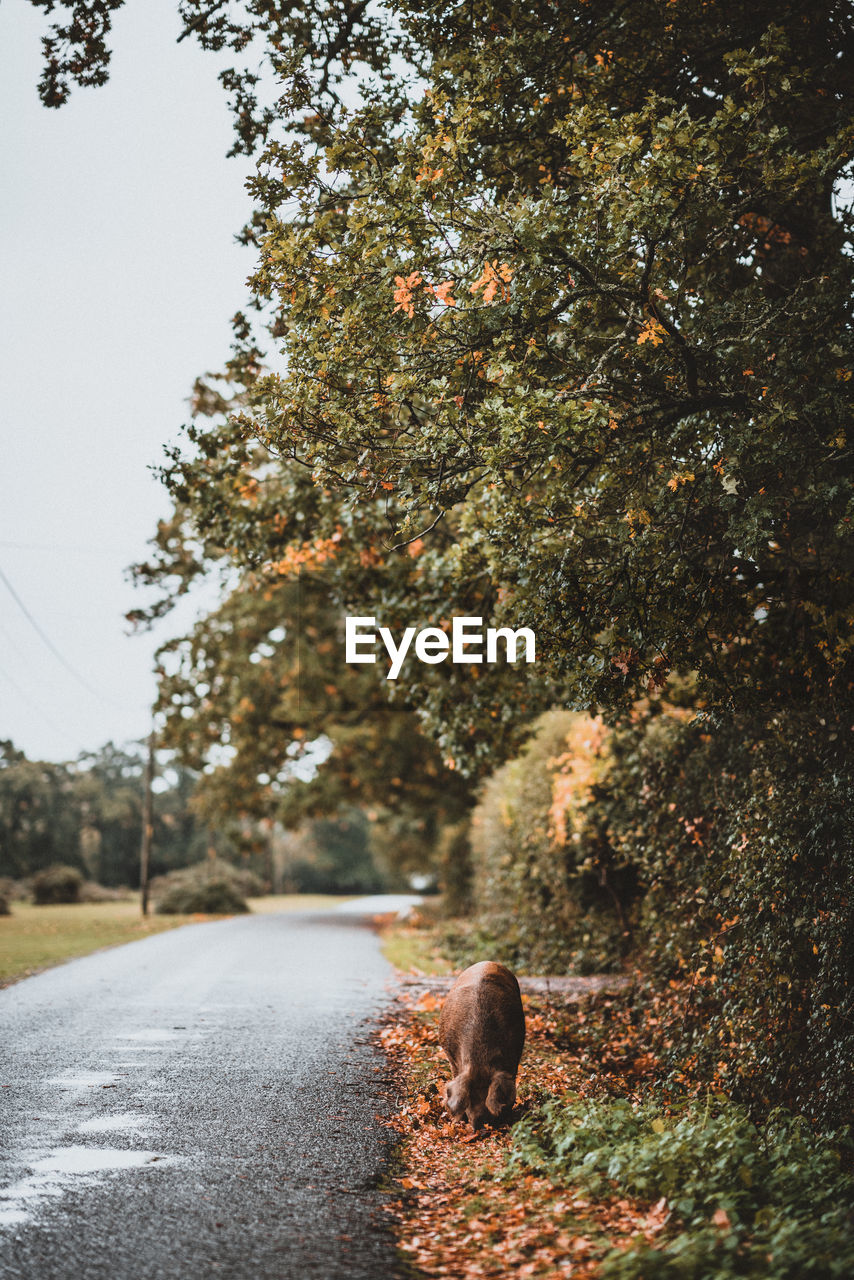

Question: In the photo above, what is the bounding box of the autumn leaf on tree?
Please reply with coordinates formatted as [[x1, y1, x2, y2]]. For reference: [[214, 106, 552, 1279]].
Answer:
[[426, 279, 456, 306], [470, 260, 514, 303], [393, 271, 423, 318], [636, 318, 666, 346], [666, 471, 695, 491]]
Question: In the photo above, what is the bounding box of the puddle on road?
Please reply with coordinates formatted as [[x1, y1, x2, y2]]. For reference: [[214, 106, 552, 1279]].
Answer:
[[0, 1145, 173, 1230], [33, 1147, 163, 1176], [46, 1071, 118, 1089], [77, 1113, 153, 1136], [118, 1029, 180, 1042]]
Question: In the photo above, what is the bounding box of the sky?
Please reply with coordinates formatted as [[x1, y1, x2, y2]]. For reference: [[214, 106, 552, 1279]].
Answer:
[[1, 0, 256, 763]]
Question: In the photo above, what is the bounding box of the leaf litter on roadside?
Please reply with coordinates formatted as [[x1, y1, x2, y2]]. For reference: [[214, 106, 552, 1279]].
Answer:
[[377, 982, 679, 1277]]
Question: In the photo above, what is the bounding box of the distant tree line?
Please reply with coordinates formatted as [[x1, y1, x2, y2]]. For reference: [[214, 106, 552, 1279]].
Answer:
[[0, 740, 219, 886], [0, 740, 395, 895]]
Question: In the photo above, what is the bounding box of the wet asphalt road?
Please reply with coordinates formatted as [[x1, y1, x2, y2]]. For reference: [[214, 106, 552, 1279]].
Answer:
[[0, 908, 410, 1279]]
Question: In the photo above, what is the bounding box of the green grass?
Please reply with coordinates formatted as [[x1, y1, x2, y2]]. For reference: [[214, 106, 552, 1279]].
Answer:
[[381, 919, 454, 974], [0, 899, 196, 985], [0, 893, 355, 985]]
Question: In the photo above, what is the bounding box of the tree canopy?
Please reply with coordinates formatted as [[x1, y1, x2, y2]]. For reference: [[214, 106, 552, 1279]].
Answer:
[[246, 0, 854, 724], [34, 1, 854, 783]]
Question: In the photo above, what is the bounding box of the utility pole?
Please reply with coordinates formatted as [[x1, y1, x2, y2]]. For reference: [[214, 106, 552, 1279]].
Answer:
[[140, 728, 155, 916]]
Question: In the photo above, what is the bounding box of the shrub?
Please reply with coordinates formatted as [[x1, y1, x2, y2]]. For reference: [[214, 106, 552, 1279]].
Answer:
[[467, 710, 636, 973], [0, 878, 13, 915], [152, 859, 252, 915], [602, 700, 854, 1129], [213, 860, 264, 899], [31, 864, 83, 905], [510, 1094, 854, 1280], [436, 821, 473, 916], [156, 876, 248, 915], [464, 692, 853, 1127]]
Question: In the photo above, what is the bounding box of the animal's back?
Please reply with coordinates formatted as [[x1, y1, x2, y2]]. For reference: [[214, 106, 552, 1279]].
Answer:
[[440, 961, 525, 1075]]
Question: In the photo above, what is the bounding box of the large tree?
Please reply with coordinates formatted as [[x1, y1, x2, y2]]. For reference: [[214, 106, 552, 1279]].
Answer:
[[36, 3, 854, 771], [242, 1, 854, 725]]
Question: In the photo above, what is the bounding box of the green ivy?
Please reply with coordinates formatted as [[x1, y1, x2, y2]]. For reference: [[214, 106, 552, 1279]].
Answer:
[[510, 1095, 854, 1279]]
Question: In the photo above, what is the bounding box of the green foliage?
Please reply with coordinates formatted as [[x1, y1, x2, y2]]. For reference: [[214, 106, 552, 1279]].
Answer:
[[234, 0, 853, 746], [152, 859, 255, 914], [467, 710, 635, 973], [31, 863, 83, 905], [156, 877, 247, 915], [0, 741, 84, 879], [0, 739, 231, 888], [107, 4, 853, 865], [463, 695, 853, 1127], [510, 1094, 854, 1280], [147, 570, 473, 881], [600, 700, 854, 1129], [281, 810, 385, 893], [436, 820, 473, 916]]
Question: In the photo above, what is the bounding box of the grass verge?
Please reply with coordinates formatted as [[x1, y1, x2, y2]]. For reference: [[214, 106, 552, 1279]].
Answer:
[[0, 899, 197, 986], [381, 911, 454, 975]]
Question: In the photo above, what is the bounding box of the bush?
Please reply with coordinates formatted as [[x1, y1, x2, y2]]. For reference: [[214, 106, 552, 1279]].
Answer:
[[32, 864, 83, 905], [463, 692, 853, 1128], [0, 878, 13, 915], [152, 859, 252, 915], [467, 710, 636, 973], [510, 1094, 854, 1280], [602, 699, 854, 1129], [156, 876, 248, 915], [436, 821, 473, 916]]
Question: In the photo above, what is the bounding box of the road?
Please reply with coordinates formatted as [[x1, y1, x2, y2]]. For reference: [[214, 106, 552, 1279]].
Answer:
[[0, 906, 412, 1280]]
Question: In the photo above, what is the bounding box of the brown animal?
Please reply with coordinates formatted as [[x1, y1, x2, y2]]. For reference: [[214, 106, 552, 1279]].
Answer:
[[438, 961, 526, 1129]]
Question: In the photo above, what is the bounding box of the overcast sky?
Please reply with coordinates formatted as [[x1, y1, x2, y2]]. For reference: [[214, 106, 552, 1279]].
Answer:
[[1, 0, 256, 763]]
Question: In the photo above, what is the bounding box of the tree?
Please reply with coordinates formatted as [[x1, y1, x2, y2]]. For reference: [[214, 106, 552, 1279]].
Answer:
[[0, 738, 221, 886], [0, 741, 81, 878], [252, 3, 854, 718], [26, 0, 404, 153], [32, 4, 854, 755], [148, 559, 473, 871], [117, 2, 854, 779]]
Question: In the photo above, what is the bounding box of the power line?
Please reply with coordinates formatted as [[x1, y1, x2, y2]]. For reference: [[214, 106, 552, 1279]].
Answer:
[[0, 563, 114, 704]]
